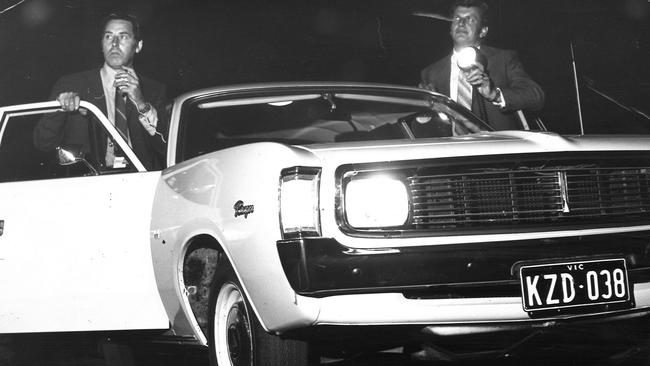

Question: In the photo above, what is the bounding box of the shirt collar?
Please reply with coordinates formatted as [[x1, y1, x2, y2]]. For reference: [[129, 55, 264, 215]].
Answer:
[[100, 63, 120, 84], [452, 44, 481, 55]]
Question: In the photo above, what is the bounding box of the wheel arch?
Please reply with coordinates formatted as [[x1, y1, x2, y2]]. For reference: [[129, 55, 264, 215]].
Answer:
[[180, 233, 275, 341], [181, 234, 224, 341]]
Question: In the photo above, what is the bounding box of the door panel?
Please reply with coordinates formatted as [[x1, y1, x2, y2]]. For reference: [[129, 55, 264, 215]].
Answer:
[[0, 102, 168, 333]]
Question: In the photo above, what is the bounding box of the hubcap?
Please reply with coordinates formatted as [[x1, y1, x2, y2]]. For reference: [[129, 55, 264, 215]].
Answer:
[[214, 283, 253, 366]]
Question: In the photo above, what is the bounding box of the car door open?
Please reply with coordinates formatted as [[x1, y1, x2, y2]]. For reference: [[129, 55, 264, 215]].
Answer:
[[0, 101, 168, 333]]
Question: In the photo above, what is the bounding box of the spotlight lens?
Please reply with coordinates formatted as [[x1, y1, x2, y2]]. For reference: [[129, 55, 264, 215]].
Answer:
[[457, 47, 477, 70]]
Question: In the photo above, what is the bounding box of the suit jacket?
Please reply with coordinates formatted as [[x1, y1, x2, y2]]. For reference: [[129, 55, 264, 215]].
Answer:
[[33, 68, 168, 170], [420, 45, 545, 130]]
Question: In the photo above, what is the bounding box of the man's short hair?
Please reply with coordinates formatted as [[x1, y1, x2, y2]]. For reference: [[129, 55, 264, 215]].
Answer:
[[102, 12, 142, 40], [450, 0, 489, 26]]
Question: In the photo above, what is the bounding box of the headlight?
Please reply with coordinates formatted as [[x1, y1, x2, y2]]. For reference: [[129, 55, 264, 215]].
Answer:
[[344, 175, 409, 228], [279, 167, 321, 238]]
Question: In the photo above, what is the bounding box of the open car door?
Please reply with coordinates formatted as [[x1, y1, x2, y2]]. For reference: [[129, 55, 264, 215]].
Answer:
[[0, 101, 168, 333]]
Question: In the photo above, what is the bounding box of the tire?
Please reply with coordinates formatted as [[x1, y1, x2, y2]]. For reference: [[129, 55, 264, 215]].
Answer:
[[208, 258, 309, 366]]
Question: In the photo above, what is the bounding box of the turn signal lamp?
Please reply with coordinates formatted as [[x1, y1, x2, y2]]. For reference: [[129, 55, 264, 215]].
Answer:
[[279, 167, 321, 238]]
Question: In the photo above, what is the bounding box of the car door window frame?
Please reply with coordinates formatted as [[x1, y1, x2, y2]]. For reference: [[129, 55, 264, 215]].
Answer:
[[0, 100, 146, 177]]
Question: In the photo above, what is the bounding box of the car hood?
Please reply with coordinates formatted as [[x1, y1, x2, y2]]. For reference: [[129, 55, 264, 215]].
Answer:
[[296, 130, 650, 165]]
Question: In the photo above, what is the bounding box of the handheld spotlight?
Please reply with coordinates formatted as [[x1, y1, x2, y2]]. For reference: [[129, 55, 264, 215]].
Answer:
[[457, 46, 487, 71]]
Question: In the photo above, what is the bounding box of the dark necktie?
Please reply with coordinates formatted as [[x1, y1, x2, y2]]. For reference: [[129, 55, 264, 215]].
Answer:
[[114, 88, 129, 139]]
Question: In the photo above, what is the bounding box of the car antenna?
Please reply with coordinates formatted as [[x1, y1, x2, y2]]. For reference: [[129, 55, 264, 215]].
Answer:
[[570, 42, 585, 135]]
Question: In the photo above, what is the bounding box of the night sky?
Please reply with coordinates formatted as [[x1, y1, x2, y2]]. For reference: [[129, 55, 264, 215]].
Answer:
[[0, 0, 648, 134]]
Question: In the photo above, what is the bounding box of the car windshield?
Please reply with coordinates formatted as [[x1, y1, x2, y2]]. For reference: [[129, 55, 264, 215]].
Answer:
[[177, 87, 490, 161]]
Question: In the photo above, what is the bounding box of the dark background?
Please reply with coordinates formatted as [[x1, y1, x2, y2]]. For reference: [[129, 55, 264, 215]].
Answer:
[[0, 0, 648, 134]]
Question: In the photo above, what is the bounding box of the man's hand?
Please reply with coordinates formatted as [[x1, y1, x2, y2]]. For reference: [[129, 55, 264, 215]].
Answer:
[[114, 66, 146, 110], [463, 63, 498, 102], [56, 91, 87, 115]]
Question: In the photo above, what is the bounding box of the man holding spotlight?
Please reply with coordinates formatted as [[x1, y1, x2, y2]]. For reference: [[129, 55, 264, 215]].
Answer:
[[419, 0, 544, 130]]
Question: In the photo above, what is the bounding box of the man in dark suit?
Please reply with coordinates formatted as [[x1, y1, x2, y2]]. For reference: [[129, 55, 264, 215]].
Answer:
[[34, 12, 167, 170], [420, 0, 544, 130]]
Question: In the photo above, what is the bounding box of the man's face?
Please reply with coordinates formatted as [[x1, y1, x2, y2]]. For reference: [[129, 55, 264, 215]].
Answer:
[[102, 19, 142, 69], [450, 6, 488, 50]]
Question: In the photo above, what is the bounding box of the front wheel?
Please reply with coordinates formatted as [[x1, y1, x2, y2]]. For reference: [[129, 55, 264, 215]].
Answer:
[[208, 258, 309, 366]]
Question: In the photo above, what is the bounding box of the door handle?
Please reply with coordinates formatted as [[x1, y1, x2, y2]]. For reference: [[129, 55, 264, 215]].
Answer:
[[0, 220, 4, 236]]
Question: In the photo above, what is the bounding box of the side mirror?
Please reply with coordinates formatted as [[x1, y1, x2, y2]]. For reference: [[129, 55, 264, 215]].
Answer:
[[56, 146, 99, 175]]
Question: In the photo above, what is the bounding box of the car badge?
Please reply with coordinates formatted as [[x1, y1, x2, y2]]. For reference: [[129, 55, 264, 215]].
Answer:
[[234, 200, 255, 218]]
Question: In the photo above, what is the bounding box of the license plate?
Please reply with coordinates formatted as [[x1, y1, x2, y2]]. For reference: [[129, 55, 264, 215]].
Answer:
[[520, 258, 631, 313]]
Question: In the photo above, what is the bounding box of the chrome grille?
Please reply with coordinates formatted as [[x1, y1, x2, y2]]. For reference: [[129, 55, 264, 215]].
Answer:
[[409, 167, 650, 229]]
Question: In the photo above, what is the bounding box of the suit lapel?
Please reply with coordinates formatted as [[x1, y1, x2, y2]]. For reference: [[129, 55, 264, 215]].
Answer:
[[479, 45, 497, 58], [479, 46, 497, 77], [83, 69, 107, 117], [438, 55, 451, 97], [84, 69, 108, 165]]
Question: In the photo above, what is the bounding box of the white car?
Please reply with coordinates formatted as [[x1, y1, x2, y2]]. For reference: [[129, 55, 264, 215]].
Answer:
[[1, 83, 650, 365]]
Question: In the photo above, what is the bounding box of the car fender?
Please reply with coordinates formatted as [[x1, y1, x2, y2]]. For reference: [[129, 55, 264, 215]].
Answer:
[[150, 142, 323, 340]]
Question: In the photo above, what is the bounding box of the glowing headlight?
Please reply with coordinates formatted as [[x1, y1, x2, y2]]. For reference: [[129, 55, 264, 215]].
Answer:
[[345, 176, 409, 228], [279, 167, 321, 238]]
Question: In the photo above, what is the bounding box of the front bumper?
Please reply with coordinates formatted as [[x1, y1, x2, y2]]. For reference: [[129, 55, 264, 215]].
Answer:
[[277, 234, 650, 328], [277, 234, 650, 297], [297, 282, 650, 326]]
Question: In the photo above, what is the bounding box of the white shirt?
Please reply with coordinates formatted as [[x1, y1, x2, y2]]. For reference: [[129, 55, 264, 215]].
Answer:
[[449, 50, 464, 105]]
